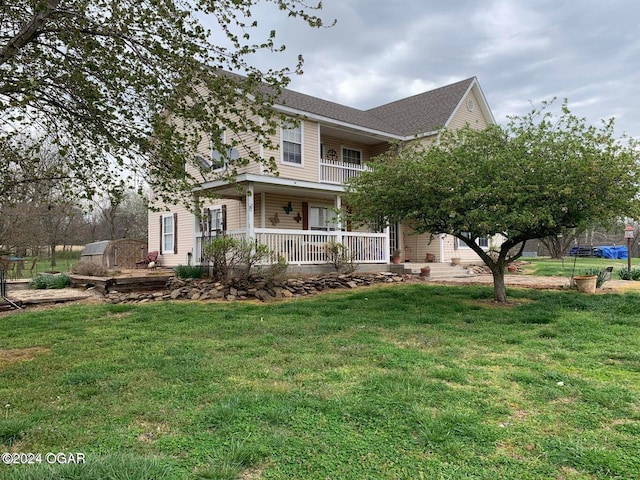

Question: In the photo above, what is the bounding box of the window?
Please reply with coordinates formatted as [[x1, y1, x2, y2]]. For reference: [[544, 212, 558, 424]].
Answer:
[[210, 129, 227, 170], [201, 206, 223, 237], [457, 232, 489, 249], [162, 214, 176, 254], [342, 147, 361, 165], [309, 206, 337, 231], [282, 121, 302, 164]]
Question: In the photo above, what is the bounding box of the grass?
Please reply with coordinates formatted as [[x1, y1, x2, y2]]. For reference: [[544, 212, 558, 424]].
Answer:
[[1, 284, 639, 479], [525, 257, 630, 279]]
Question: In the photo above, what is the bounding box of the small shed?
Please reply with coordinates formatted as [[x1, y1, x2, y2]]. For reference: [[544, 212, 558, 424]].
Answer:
[[80, 238, 148, 269]]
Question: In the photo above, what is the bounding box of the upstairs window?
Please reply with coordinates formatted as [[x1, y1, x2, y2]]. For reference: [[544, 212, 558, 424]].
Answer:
[[342, 147, 361, 165], [282, 121, 302, 165], [210, 129, 227, 170]]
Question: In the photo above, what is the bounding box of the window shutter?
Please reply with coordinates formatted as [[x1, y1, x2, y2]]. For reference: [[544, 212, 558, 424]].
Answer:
[[302, 202, 309, 230], [159, 216, 163, 252], [173, 213, 178, 254], [221, 204, 227, 233]]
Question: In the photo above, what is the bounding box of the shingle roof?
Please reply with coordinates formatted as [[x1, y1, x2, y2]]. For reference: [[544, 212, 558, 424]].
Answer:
[[366, 77, 475, 136], [220, 70, 478, 137], [275, 77, 476, 137]]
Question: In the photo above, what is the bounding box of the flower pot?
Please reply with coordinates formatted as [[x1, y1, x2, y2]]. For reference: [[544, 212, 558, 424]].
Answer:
[[420, 266, 430, 277], [573, 275, 597, 294], [451, 257, 461, 266], [507, 264, 518, 273], [425, 253, 435, 263], [391, 256, 402, 265]]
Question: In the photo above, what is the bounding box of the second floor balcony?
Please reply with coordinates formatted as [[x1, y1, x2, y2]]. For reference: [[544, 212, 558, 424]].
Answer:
[[319, 158, 372, 185]]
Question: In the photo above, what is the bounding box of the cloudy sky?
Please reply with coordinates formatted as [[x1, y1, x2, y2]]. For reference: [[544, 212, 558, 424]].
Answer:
[[240, 0, 639, 139]]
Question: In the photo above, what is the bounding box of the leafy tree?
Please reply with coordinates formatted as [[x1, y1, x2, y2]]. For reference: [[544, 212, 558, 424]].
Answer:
[[0, 0, 329, 206], [346, 102, 640, 303]]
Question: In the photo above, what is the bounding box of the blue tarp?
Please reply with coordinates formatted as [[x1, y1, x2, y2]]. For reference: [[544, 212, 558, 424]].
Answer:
[[594, 246, 628, 259]]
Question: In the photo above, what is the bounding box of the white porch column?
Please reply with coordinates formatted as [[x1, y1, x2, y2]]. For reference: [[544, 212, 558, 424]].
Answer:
[[384, 225, 391, 263], [246, 183, 255, 240], [334, 195, 343, 245]]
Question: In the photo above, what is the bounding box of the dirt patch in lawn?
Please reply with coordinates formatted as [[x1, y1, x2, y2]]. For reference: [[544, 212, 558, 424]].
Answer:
[[0, 346, 50, 366]]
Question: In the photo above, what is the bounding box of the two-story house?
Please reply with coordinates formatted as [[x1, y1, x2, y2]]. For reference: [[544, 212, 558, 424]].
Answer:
[[149, 75, 495, 270]]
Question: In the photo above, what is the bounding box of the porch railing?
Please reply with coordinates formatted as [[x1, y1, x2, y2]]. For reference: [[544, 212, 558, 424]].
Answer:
[[320, 158, 371, 185], [225, 229, 387, 265]]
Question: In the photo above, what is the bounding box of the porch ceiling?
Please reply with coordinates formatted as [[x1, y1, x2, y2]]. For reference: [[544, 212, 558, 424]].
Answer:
[[198, 173, 344, 201], [320, 124, 393, 146]]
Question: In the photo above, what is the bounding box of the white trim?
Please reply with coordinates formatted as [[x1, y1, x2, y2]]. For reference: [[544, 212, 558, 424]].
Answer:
[[281, 118, 304, 167], [444, 78, 496, 128], [210, 129, 229, 172], [161, 214, 175, 255], [340, 145, 363, 165], [457, 232, 489, 250], [335, 195, 343, 245], [272, 104, 439, 142], [317, 124, 322, 180], [199, 173, 346, 195], [246, 183, 255, 239]]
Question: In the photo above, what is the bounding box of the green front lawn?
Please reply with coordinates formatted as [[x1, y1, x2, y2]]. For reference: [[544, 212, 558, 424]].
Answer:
[[1, 284, 639, 479]]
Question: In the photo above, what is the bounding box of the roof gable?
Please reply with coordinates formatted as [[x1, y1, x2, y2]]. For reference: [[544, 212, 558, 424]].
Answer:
[[365, 77, 476, 136]]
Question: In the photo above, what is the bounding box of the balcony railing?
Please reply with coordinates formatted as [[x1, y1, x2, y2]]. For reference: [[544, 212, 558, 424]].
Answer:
[[225, 228, 387, 265], [320, 158, 371, 185]]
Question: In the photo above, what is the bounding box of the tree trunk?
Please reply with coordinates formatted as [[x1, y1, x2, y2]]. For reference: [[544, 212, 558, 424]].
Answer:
[[50, 244, 56, 267], [492, 268, 507, 303]]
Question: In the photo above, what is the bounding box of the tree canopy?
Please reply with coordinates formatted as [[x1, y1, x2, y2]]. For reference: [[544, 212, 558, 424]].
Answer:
[[346, 102, 640, 302], [0, 0, 328, 206]]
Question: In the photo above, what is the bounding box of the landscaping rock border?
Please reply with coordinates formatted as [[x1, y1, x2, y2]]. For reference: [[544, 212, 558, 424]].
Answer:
[[103, 272, 409, 305]]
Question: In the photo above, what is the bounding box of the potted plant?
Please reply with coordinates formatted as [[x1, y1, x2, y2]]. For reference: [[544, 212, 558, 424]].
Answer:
[[573, 274, 597, 294], [391, 249, 402, 264]]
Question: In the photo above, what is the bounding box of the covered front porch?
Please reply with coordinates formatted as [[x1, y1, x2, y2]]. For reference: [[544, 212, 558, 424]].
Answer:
[[195, 174, 390, 266]]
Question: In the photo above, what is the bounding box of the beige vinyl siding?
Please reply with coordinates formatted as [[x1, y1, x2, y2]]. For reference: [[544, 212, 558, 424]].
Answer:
[[148, 203, 194, 267], [220, 198, 244, 232], [265, 119, 319, 182], [259, 194, 320, 230], [369, 142, 390, 160], [321, 136, 374, 165], [417, 134, 438, 149], [401, 229, 440, 263], [448, 89, 490, 131], [200, 198, 245, 232]]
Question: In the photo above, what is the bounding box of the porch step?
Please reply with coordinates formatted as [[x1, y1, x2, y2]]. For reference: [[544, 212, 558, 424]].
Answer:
[[391, 262, 474, 280]]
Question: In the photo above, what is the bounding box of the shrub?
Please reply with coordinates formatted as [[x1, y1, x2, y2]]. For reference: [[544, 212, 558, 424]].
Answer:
[[174, 264, 204, 279], [71, 260, 108, 277], [30, 273, 71, 289], [262, 255, 289, 282], [618, 268, 640, 281], [202, 236, 240, 281], [202, 237, 273, 281], [324, 240, 357, 273]]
